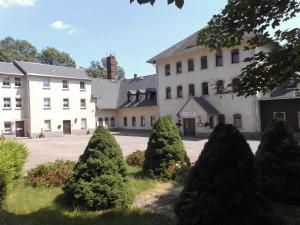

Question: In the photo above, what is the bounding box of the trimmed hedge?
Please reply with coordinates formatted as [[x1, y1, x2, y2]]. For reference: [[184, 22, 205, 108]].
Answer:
[[143, 116, 190, 181], [126, 150, 145, 167], [0, 140, 28, 190], [64, 126, 133, 210], [26, 160, 75, 187], [175, 124, 284, 225], [256, 119, 300, 205]]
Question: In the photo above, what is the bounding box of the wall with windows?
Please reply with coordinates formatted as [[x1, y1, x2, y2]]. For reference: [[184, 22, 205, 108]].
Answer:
[[156, 43, 260, 135], [0, 74, 28, 136], [27, 76, 95, 137], [95, 109, 118, 128]]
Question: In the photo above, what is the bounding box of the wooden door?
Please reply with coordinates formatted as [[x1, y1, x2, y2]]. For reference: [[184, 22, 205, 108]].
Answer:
[[183, 118, 196, 136], [15, 121, 25, 137], [63, 120, 71, 134]]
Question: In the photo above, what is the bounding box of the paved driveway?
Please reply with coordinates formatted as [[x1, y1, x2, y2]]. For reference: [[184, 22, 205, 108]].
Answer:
[[18, 132, 260, 170]]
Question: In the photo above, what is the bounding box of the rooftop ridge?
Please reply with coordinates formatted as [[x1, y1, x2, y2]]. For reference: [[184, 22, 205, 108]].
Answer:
[[14, 60, 84, 71]]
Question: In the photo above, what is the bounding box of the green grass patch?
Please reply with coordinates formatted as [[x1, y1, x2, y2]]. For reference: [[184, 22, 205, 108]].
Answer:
[[0, 166, 171, 225]]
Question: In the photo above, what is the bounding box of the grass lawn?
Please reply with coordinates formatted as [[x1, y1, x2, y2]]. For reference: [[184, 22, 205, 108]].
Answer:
[[0, 166, 172, 225]]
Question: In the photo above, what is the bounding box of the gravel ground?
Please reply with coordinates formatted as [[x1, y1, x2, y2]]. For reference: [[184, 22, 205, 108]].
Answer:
[[17, 132, 260, 170]]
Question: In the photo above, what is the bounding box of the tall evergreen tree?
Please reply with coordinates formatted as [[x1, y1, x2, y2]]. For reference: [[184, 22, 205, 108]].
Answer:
[[143, 116, 190, 181], [64, 126, 133, 210], [256, 119, 300, 205], [175, 124, 284, 225]]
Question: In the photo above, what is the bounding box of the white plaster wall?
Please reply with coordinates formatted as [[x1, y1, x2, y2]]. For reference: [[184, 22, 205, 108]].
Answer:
[[0, 74, 28, 135], [28, 76, 95, 136], [156, 45, 260, 133]]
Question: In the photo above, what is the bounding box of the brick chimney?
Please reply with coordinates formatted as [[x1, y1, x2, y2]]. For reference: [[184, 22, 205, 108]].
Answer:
[[106, 55, 117, 80], [134, 74, 138, 80]]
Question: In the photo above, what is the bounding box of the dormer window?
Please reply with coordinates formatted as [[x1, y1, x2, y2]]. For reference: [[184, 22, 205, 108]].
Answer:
[[127, 93, 132, 102], [136, 93, 140, 101]]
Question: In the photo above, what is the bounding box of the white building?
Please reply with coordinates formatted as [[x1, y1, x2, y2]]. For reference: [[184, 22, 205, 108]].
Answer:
[[147, 31, 264, 138], [0, 61, 95, 138]]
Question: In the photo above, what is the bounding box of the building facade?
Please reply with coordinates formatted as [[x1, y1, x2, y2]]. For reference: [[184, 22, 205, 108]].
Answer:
[[0, 61, 95, 138]]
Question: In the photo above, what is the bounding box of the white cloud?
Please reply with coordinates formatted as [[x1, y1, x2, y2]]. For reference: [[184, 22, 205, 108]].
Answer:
[[50, 21, 70, 30], [0, 0, 36, 8], [67, 29, 79, 35]]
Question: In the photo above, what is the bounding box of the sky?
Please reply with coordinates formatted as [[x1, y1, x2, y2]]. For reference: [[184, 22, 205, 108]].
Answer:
[[0, 0, 299, 78]]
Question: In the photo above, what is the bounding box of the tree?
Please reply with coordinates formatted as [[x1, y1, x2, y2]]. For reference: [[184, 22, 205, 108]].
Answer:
[[0, 37, 38, 62], [175, 124, 284, 225], [131, 0, 300, 97], [63, 126, 133, 210], [130, 0, 184, 9], [0, 171, 6, 208], [39, 47, 76, 68], [256, 119, 300, 205], [143, 116, 190, 181], [86, 57, 125, 79]]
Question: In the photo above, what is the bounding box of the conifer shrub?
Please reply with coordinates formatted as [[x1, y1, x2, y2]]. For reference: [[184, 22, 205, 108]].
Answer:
[[143, 116, 190, 181], [175, 124, 284, 225], [256, 119, 300, 205], [0, 170, 6, 208], [126, 150, 145, 167], [63, 126, 133, 210]]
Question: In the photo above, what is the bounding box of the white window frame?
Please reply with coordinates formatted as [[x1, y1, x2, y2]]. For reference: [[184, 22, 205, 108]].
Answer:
[[3, 77, 10, 87], [63, 98, 69, 109], [80, 99, 86, 109], [273, 112, 286, 121], [233, 114, 242, 128], [43, 79, 50, 89], [15, 77, 22, 87], [151, 116, 156, 127], [3, 122, 12, 134], [80, 81, 85, 91], [15, 98, 22, 108], [62, 80, 69, 90], [44, 120, 51, 131], [43, 98, 51, 109], [81, 118, 87, 129], [3, 97, 11, 109]]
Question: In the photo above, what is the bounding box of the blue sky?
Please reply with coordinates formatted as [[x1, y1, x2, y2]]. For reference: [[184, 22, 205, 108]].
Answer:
[[0, 0, 299, 78]]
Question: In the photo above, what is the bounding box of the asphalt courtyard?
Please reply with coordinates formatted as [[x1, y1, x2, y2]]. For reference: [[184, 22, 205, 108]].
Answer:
[[18, 132, 260, 170]]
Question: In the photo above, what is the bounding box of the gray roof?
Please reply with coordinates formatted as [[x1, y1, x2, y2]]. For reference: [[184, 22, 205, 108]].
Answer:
[[15, 61, 91, 80], [0, 62, 24, 76], [147, 30, 204, 63], [193, 97, 219, 114], [92, 74, 157, 110]]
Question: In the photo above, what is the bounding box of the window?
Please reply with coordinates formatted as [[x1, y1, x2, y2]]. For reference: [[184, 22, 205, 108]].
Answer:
[[62, 80, 68, 89], [127, 93, 132, 102], [63, 98, 69, 109], [80, 81, 85, 90], [81, 118, 87, 129], [232, 78, 240, 92], [43, 98, 51, 108], [132, 117, 136, 127], [104, 117, 109, 127], [44, 120, 51, 131], [209, 116, 214, 129], [234, 114, 242, 128], [110, 117, 115, 127], [231, 49, 239, 64], [166, 87, 171, 99], [3, 77, 10, 86], [165, 64, 170, 76], [188, 59, 194, 72], [177, 85, 183, 98], [218, 114, 225, 124], [176, 61, 182, 74], [123, 117, 128, 127], [216, 80, 225, 94], [141, 116, 146, 127], [189, 84, 195, 97], [201, 56, 208, 69], [16, 98, 22, 108], [273, 112, 286, 121], [202, 82, 209, 95], [98, 117, 103, 126], [43, 79, 50, 88], [3, 98, 11, 109], [4, 122, 12, 134], [150, 116, 156, 127], [15, 77, 21, 87], [216, 52, 223, 67], [80, 99, 86, 109]]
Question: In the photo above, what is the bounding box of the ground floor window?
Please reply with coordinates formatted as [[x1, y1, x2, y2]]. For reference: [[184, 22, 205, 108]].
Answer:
[[141, 116, 145, 127], [44, 120, 51, 131], [3, 122, 12, 134], [218, 114, 225, 124], [234, 114, 242, 128], [150, 116, 156, 127], [209, 116, 214, 129], [273, 112, 286, 121], [104, 117, 109, 127], [81, 118, 87, 129], [132, 117, 136, 127], [110, 117, 115, 127], [123, 117, 127, 127], [98, 117, 103, 126]]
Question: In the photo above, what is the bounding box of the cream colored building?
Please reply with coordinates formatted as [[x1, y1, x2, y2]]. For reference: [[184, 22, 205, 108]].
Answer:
[[0, 61, 95, 138]]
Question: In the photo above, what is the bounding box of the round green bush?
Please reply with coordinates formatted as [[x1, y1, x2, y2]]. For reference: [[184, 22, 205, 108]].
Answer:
[[143, 116, 190, 181], [64, 126, 133, 210], [256, 119, 300, 205], [126, 150, 145, 167], [0, 170, 6, 208], [175, 124, 284, 225]]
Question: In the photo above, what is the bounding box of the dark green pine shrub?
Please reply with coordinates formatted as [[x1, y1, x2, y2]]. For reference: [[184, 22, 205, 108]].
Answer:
[[126, 150, 145, 167], [143, 116, 190, 181], [63, 126, 133, 210], [175, 124, 284, 225], [0, 170, 6, 208], [256, 119, 300, 205]]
